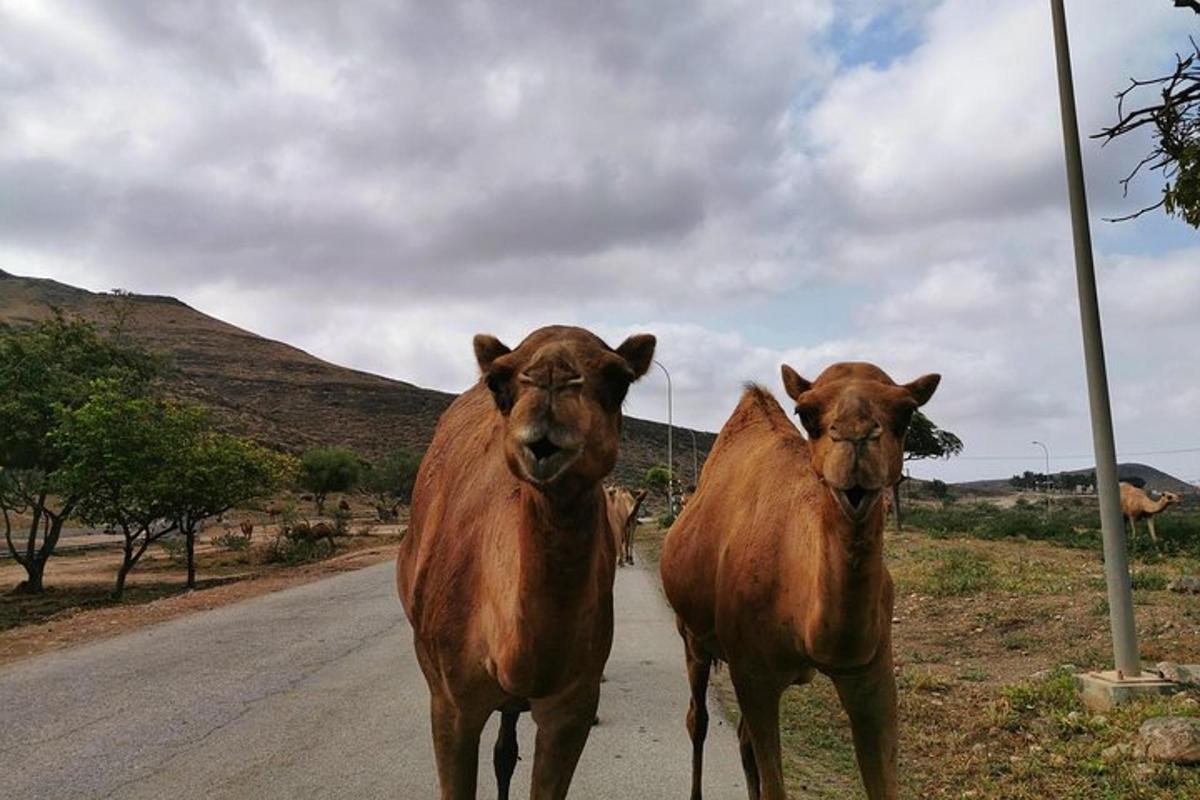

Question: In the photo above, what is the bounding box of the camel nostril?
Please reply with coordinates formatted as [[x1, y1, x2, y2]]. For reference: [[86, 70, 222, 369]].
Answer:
[[528, 437, 561, 461]]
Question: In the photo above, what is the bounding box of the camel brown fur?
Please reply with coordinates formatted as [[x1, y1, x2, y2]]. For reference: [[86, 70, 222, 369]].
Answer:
[[397, 325, 655, 800], [661, 362, 940, 800], [1120, 482, 1181, 546], [239, 519, 254, 540], [605, 486, 648, 566]]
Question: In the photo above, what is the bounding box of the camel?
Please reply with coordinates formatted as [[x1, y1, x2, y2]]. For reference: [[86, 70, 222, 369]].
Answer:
[[1120, 482, 1181, 546], [660, 362, 940, 800], [605, 486, 648, 566], [397, 325, 655, 800], [239, 519, 254, 540], [337, 498, 352, 514]]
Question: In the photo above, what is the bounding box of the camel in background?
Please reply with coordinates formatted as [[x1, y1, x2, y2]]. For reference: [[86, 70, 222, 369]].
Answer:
[[397, 325, 655, 800], [661, 362, 939, 800], [1120, 482, 1181, 547], [605, 486, 648, 566]]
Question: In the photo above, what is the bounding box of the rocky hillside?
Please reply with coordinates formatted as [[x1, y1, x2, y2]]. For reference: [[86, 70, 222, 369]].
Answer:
[[954, 462, 1195, 495], [0, 269, 714, 488]]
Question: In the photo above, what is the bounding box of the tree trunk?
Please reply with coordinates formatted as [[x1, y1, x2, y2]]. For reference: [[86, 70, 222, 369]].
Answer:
[[113, 558, 132, 599], [12, 510, 65, 594], [892, 483, 903, 533], [15, 560, 45, 594], [186, 527, 196, 589]]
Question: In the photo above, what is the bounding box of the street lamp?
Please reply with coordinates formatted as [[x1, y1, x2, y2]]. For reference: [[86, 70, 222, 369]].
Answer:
[[1031, 440, 1051, 514], [654, 359, 674, 516], [1050, 0, 1141, 686]]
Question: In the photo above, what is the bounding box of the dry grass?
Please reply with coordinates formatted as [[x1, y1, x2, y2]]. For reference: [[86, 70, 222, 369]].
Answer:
[[636, 514, 1200, 799]]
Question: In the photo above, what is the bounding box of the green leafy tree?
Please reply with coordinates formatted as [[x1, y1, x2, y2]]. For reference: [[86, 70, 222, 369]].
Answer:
[[362, 449, 422, 516], [162, 424, 292, 589], [893, 411, 964, 530], [299, 447, 361, 514], [1096, 2, 1200, 226], [53, 385, 182, 599], [0, 313, 158, 593]]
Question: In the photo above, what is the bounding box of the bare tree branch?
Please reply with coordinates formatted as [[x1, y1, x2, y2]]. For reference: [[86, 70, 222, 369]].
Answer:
[[1174, 0, 1200, 15]]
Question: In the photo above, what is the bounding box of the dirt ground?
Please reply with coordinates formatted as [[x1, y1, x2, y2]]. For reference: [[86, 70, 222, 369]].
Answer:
[[634, 518, 1200, 800], [0, 512, 403, 667]]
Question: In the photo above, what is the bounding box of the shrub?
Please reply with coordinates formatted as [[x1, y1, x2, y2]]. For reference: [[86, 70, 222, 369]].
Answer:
[[213, 531, 252, 551], [158, 535, 187, 564]]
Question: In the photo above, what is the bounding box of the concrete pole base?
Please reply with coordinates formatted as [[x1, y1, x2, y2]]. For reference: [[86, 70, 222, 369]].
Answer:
[[1076, 670, 1178, 712]]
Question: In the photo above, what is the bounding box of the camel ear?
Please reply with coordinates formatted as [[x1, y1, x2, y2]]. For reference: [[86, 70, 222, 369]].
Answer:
[[474, 334, 511, 374], [616, 334, 656, 380], [781, 364, 812, 402], [904, 373, 941, 407]]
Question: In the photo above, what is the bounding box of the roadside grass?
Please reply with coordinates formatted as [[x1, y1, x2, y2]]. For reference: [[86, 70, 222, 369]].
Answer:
[[635, 509, 1200, 800]]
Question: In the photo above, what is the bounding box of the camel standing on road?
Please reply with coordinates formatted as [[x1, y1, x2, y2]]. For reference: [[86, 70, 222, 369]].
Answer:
[[397, 325, 655, 800], [605, 486, 648, 566], [661, 362, 940, 800], [1119, 482, 1181, 546]]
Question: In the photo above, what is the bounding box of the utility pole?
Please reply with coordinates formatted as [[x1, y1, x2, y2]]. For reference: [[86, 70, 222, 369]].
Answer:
[[654, 360, 674, 516], [1031, 440, 1052, 514], [1050, 0, 1148, 695]]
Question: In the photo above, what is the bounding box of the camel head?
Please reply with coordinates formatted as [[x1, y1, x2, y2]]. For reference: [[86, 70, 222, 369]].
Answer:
[[475, 326, 655, 496], [1159, 491, 1182, 509], [781, 361, 940, 522]]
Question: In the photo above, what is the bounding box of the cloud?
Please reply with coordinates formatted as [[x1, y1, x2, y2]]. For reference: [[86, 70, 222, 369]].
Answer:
[[2, 0, 1198, 483]]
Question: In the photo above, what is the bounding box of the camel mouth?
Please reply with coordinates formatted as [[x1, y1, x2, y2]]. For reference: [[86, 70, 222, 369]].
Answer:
[[833, 486, 880, 521], [528, 436, 561, 461], [519, 437, 581, 484]]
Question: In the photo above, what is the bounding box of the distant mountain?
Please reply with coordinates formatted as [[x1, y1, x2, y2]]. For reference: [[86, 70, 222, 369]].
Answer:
[[0, 269, 714, 488], [954, 462, 1196, 495]]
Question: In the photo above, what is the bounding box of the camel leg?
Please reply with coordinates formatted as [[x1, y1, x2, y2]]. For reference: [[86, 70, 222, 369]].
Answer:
[[1147, 516, 1160, 547], [830, 652, 899, 800], [683, 631, 712, 800], [730, 669, 786, 800], [494, 709, 521, 800], [528, 685, 601, 800], [736, 716, 761, 800], [429, 691, 490, 800]]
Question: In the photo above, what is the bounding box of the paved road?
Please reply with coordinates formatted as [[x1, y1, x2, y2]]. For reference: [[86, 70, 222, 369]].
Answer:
[[0, 559, 746, 799]]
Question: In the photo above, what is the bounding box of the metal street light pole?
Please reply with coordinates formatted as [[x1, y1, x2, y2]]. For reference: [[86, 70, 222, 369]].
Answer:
[[1050, 0, 1140, 679], [654, 359, 674, 516], [1031, 440, 1051, 514], [689, 429, 699, 488]]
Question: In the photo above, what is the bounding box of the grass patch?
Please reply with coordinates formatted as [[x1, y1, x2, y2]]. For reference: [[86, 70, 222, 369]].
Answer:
[[917, 548, 997, 597], [1129, 570, 1168, 591]]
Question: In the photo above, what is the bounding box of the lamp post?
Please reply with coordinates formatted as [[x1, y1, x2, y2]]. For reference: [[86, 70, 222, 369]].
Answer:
[[654, 359, 674, 516], [689, 428, 699, 488], [1031, 440, 1051, 514], [1050, 0, 1140, 682]]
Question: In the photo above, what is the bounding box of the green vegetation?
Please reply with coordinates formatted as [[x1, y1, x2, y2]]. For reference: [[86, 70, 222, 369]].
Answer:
[[918, 548, 997, 597], [0, 313, 160, 593], [299, 447, 361, 513], [362, 449, 422, 514]]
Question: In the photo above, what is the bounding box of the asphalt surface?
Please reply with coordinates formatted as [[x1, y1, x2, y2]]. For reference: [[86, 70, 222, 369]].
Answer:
[[0, 557, 746, 799]]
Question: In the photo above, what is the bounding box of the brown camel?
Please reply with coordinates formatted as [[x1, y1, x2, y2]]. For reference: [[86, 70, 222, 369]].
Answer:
[[397, 325, 655, 800], [605, 486, 648, 566], [660, 362, 940, 800], [238, 519, 254, 540], [1119, 482, 1181, 546]]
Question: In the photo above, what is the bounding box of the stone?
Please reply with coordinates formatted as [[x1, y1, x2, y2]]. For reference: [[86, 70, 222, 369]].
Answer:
[[1167, 575, 1200, 594], [1101, 743, 1131, 762], [1134, 717, 1200, 764], [1156, 661, 1200, 687]]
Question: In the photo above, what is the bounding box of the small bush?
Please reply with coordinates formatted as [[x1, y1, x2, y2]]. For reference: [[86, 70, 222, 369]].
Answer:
[[1129, 570, 1168, 591], [158, 536, 187, 564], [213, 532, 251, 551]]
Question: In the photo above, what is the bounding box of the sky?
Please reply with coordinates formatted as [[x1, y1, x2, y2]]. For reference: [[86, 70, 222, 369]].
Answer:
[[1, 0, 1198, 484]]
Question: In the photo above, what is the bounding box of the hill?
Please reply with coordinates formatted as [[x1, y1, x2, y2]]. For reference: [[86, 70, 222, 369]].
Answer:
[[0, 269, 714, 488], [954, 462, 1195, 495]]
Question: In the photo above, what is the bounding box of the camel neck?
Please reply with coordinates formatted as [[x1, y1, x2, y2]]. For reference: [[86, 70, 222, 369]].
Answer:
[[514, 485, 606, 604]]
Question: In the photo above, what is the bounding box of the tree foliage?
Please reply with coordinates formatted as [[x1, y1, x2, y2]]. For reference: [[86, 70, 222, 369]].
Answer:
[[1096, 3, 1200, 226], [904, 410, 964, 462], [362, 449, 422, 510], [299, 447, 361, 513], [0, 313, 159, 592]]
